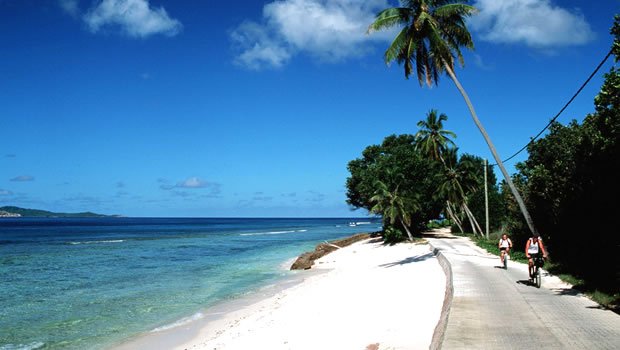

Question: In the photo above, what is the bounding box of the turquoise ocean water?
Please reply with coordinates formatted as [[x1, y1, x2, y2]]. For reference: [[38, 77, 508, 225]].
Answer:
[[0, 217, 380, 350]]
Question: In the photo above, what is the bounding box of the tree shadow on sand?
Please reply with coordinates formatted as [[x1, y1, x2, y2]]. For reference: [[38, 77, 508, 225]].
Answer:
[[379, 252, 435, 268]]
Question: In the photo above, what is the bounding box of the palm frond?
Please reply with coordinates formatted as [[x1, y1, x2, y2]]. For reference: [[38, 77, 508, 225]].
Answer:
[[433, 3, 477, 19], [384, 27, 409, 65], [369, 0, 476, 84], [368, 8, 410, 33]]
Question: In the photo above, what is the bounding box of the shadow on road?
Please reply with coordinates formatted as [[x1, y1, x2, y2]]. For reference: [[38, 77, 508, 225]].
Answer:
[[422, 233, 459, 239], [517, 279, 537, 287], [551, 288, 582, 297], [442, 251, 498, 260]]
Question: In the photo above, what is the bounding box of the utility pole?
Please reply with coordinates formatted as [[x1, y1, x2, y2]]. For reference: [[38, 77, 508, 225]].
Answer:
[[484, 159, 489, 239]]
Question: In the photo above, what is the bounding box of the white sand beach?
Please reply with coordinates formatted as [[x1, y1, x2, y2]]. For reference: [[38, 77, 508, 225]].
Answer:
[[164, 237, 446, 350]]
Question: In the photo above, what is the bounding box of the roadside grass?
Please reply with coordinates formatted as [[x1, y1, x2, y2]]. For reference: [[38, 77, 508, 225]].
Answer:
[[453, 231, 619, 312]]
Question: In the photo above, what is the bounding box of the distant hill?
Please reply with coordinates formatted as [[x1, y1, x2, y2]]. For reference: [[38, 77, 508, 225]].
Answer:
[[0, 206, 114, 218]]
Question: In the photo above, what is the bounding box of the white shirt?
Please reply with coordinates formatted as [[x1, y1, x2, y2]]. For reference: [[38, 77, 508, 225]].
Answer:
[[499, 238, 511, 248], [527, 238, 541, 254]]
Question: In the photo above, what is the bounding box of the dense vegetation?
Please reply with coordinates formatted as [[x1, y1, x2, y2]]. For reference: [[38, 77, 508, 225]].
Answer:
[[0, 206, 112, 218], [345, 114, 498, 243], [346, 134, 444, 241], [502, 17, 620, 294]]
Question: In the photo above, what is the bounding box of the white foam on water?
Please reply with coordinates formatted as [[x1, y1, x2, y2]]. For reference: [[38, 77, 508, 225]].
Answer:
[[150, 312, 205, 333], [68, 240, 125, 245], [0, 342, 45, 350], [239, 229, 306, 236]]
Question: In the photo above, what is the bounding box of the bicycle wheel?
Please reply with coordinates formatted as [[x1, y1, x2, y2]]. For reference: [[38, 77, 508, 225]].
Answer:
[[535, 268, 541, 288], [503, 256, 507, 269]]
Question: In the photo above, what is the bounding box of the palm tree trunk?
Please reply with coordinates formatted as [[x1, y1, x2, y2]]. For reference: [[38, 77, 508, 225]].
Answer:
[[448, 201, 464, 228], [399, 218, 414, 241], [463, 203, 479, 236], [443, 62, 538, 236], [446, 201, 464, 233], [463, 202, 484, 235]]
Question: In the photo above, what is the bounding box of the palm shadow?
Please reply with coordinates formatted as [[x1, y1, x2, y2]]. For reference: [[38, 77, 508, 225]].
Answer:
[[380, 252, 434, 268]]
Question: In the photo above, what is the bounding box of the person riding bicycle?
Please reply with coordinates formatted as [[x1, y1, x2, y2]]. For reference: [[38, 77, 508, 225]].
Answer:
[[525, 235, 548, 279], [498, 234, 512, 267]]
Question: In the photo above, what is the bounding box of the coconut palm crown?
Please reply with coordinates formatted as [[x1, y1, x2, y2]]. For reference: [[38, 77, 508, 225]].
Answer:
[[367, 0, 476, 86], [415, 109, 457, 162]]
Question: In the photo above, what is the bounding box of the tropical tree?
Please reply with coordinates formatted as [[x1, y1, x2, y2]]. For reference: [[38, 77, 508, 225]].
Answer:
[[461, 154, 505, 233], [368, 0, 538, 236], [438, 148, 483, 235], [346, 134, 444, 235], [370, 180, 419, 241], [414, 111, 483, 234], [415, 109, 456, 164]]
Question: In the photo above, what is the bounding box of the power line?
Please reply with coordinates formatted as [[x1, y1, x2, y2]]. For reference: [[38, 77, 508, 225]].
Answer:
[[491, 48, 614, 167]]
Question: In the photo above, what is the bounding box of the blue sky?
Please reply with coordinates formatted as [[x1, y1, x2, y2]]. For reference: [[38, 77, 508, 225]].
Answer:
[[0, 0, 617, 217]]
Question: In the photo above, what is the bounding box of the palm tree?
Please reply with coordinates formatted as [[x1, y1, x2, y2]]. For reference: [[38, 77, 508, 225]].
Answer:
[[438, 148, 483, 235], [368, 0, 538, 236], [414, 111, 482, 234], [415, 109, 456, 164], [370, 180, 418, 241]]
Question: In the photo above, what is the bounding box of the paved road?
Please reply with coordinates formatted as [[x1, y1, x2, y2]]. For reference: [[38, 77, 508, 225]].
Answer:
[[426, 231, 620, 350]]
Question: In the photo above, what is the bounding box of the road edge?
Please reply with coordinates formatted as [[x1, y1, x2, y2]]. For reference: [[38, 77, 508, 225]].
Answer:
[[429, 242, 453, 350]]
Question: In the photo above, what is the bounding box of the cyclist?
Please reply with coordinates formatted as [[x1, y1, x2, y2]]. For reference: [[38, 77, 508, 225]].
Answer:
[[525, 235, 548, 279], [498, 234, 512, 267]]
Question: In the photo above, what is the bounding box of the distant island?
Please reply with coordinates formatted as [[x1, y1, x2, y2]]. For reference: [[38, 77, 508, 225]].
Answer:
[[0, 206, 116, 218]]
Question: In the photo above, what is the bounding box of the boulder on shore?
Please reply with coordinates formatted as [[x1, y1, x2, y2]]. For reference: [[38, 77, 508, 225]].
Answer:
[[290, 233, 374, 270]]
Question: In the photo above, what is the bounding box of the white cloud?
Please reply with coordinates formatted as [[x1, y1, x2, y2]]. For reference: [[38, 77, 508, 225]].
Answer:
[[159, 177, 221, 198], [177, 177, 208, 189], [84, 0, 182, 38], [59, 0, 80, 17], [0, 189, 13, 196], [470, 0, 595, 48], [231, 21, 292, 69], [231, 0, 392, 69], [10, 175, 34, 182]]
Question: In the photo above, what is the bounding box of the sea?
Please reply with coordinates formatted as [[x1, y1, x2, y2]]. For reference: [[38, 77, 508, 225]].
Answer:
[[0, 217, 381, 350]]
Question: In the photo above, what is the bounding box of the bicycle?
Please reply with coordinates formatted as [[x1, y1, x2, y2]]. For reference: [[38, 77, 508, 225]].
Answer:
[[500, 249, 510, 269], [529, 255, 545, 288]]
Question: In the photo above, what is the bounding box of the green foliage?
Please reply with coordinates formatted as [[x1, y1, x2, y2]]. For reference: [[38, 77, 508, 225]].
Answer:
[[367, 0, 476, 85], [346, 134, 444, 236], [458, 155, 506, 233], [427, 219, 450, 230], [383, 226, 405, 244], [415, 109, 456, 161], [504, 16, 620, 293]]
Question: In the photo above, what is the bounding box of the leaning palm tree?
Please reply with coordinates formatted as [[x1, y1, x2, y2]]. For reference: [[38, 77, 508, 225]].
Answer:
[[415, 109, 456, 164], [368, 0, 538, 236], [439, 148, 483, 235], [415, 111, 482, 234], [370, 180, 418, 241]]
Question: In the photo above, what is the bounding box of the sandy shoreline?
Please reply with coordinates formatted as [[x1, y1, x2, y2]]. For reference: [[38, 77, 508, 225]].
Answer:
[[115, 237, 446, 350]]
